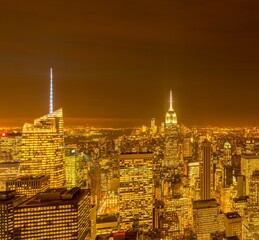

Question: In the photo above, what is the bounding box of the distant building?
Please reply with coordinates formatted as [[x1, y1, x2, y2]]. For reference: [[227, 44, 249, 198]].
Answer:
[[14, 187, 91, 240], [231, 196, 248, 218], [237, 175, 246, 197], [164, 90, 179, 168], [0, 191, 25, 240], [6, 175, 50, 198], [96, 214, 119, 236], [0, 162, 20, 191], [119, 153, 153, 231], [160, 211, 181, 240], [193, 199, 224, 240], [249, 170, 259, 206], [65, 151, 89, 189]]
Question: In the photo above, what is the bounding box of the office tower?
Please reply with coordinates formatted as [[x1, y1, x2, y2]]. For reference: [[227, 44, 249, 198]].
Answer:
[[6, 175, 50, 198], [90, 161, 101, 207], [164, 90, 179, 167], [237, 175, 246, 197], [20, 69, 65, 188], [231, 154, 241, 178], [200, 140, 212, 200], [0, 191, 25, 240], [249, 170, 259, 206], [223, 141, 232, 165], [0, 162, 20, 191], [165, 197, 191, 235], [242, 207, 259, 240], [193, 199, 224, 240], [232, 196, 248, 218], [14, 187, 91, 240], [65, 151, 88, 189], [223, 165, 233, 187], [119, 153, 153, 231], [20, 109, 65, 188], [224, 212, 242, 239], [241, 155, 259, 195]]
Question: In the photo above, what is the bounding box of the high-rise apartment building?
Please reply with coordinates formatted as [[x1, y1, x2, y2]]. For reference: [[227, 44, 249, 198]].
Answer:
[[119, 153, 153, 231], [14, 187, 91, 240], [200, 140, 212, 200], [193, 199, 224, 240]]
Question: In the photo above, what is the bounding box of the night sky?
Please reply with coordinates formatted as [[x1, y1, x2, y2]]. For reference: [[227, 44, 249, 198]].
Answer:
[[1, 0, 259, 127]]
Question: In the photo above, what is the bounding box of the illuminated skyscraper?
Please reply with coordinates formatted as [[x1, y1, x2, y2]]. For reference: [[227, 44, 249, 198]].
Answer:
[[193, 199, 224, 240], [119, 153, 153, 231], [13, 187, 91, 240], [200, 140, 212, 200], [20, 69, 65, 188], [164, 90, 179, 167], [241, 155, 259, 195], [65, 151, 89, 189]]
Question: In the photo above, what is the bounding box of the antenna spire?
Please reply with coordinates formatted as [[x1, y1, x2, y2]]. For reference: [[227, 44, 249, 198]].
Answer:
[[49, 68, 53, 115], [169, 89, 173, 111]]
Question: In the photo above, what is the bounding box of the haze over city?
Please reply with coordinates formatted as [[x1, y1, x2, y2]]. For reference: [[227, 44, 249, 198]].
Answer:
[[1, 1, 259, 127]]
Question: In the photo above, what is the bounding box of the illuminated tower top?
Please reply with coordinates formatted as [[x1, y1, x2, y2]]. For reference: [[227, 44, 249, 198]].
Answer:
[[49, 68, 53, 115], [165, 89, 177, 125]]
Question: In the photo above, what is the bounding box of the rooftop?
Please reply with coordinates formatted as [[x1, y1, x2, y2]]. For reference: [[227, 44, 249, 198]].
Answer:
[[225, 212, 241, 219], [16, 187, 89, 208]]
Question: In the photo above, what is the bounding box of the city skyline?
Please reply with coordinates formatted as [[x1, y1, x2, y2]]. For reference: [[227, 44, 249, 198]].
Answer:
[[1, 1, 259, 128]]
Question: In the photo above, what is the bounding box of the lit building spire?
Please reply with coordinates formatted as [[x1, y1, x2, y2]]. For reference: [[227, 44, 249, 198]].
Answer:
[[169, 89, 173, 111], [49, 68, 53, 115]]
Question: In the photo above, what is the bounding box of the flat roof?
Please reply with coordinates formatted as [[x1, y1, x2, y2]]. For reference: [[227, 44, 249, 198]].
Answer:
[[193, 198, 218, 209], [225, 212, 241, 219], [16, 188, 90, 208]]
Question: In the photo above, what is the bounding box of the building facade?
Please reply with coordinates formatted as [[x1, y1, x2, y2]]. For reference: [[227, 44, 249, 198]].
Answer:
[[20, 109, 65, 188], [119, 153, 153, 231], [14, 187, 91, 240]]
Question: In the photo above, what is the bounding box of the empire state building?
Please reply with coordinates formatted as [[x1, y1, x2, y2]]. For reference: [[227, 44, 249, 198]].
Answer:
[[163, 90, 180, 168]]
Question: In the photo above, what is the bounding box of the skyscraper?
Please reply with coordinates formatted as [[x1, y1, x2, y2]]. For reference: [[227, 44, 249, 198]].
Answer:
[[119, 153, 153, 231], [200, 140, 211, 200], [164, 90, 179, 168], [193, 199, 224, 240], [13, 187, 91, 240], [20, 69, 65, 188]]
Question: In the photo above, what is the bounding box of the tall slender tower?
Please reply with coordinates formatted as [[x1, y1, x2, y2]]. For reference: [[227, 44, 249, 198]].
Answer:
[[49, 68, 53, 115], [20, 69, 65, 188], [163, 90, 179, 167], [200, 140, 212, 200]]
